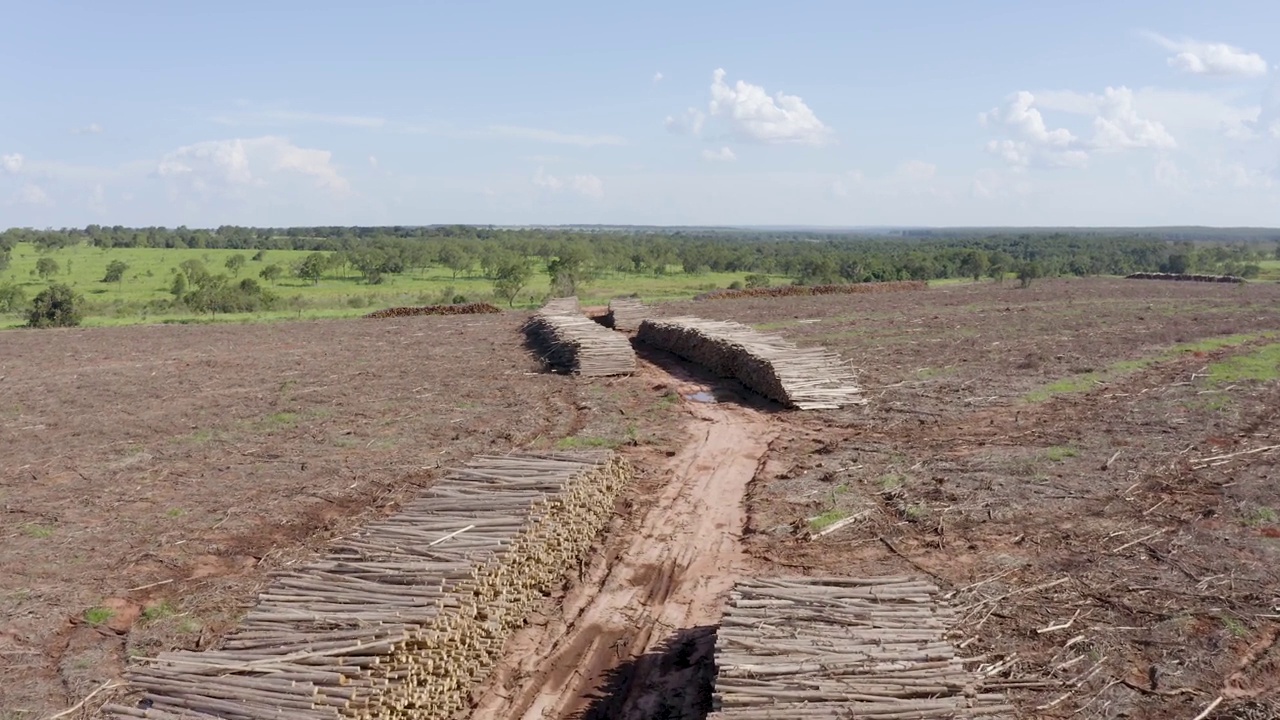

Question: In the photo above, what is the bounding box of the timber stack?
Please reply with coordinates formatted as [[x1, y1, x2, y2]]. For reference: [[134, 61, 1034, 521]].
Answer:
[[694, 280, 926, 301], [523, 298, 637, 376], [539, 295, 582, 315], [103, 451, 632, 720], [605, 296, 649, 332], [711, 577, 1013, 719], [363, 302, 502, 319], [637, 317, 864, 409], [1125, 272, 1245, 284]]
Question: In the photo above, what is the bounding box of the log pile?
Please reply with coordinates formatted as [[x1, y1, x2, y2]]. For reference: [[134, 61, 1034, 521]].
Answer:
[[605, 296, 649, 332], [1125, 272, 1245, 284], [710, 577, 1013, 719], [103, 451, 632, 720], [637, 317, 864, 409], [695, 280, 926, 301], [539, 296, 581, 315], [363, 302, 502, 319], [523, 310, 637, 377]]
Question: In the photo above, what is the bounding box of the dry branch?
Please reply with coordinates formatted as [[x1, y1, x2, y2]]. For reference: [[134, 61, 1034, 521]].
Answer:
[[694, 280, 927, 301], [363, 303, 501, 319]]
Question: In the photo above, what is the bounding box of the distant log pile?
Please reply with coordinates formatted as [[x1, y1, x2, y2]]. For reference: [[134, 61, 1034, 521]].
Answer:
[[605, 296, 650, 332], [523, 297, 636, 376], [695, 280, 926, 301], [539, 295, 582, 315], [637, 317, 864, 409], [104, 451, 632, 720], [364, 302, 502, 319], [710, 577, 1013, 719], [1125, 272, 1245, 284]]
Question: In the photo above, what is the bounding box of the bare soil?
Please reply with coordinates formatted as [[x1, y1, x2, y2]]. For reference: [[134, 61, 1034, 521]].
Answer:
[[0, 314, 676, 718]]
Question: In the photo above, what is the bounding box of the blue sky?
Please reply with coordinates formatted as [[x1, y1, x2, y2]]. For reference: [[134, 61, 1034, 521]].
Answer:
[[2, 0, 1278, 228]]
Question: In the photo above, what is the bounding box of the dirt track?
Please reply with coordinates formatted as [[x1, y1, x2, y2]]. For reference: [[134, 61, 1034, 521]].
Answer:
[[472, 360, 776, 720]]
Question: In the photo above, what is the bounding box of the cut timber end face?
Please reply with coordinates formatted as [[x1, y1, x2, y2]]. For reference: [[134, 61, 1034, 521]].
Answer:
[[102, 451, 634, 720], [636, 316, 865, 409], [605, 296, 650, 332], [709, 576, 1013, 719]]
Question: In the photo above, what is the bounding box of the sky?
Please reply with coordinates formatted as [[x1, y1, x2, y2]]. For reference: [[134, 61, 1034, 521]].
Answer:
[[2, 0, 1279, 228]]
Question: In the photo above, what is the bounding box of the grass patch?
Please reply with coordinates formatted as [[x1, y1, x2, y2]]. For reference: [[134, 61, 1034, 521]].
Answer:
[[165, 508, 186, 518], [1244, 506, 1278, 527], [878, 474, 904, 490], [1205, 343, 1280, 384], [554, 436, 621, 450], [84, 607, 115, 625], [809, 509, 849, 531], [142, 601, 178, 622], [1025, 375, 1099, 402], [1045, 446, 1079, 462], [21, 524, 54, 538], [264, 411, 299, 427], [1221, 615, 1249, 638]]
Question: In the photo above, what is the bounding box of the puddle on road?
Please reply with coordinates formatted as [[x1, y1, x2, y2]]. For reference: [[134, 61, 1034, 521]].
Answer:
[[685, 391, 717, 403]]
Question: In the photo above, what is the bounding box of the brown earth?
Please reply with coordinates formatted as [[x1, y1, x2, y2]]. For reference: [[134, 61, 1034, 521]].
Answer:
[[6, 277, 1280, 720]]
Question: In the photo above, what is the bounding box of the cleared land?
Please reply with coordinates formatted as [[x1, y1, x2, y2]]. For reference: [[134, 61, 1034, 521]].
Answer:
[[5, 277, 1280, 719]]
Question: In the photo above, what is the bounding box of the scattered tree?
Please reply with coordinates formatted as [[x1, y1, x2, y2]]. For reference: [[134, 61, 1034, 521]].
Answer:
[[958, 250, 990, 282], [27, 284, 83, 328], [492, 257, 533, 307], [35, 257, 60, 280], [102, 259, 129, 283], [0, 282, 26, 314], [170, 271, 188, 297], [547, 245, 596, 296], [293, 253, 330, 285], [1016, 261, 1043, 289], [259, 263, 283, 284], [178, 259, 210, 286], [225, 253, 247, 276], [251, 249, 267, 262], [438, 243, 473, 279], [744, 273, 771, 289]]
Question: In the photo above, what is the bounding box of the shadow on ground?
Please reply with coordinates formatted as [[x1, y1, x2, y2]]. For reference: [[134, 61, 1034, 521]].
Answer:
[[573, 625, 718, 720]]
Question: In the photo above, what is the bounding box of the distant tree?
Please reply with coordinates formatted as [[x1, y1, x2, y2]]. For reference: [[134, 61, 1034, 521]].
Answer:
[[744, 273, 771, 289], [1016, 261, 1043, 289], [438, 243, 473, 279], [27, 284, 83, 328], [0, 282, 26, 314], [958, 250, 990, 282], [1162, 253, 1190, 274], [0, 249, 10, 273], [178, 259, 209, 286], [293, 253, 329, 285], [492, 257, 532, 307], [225, 253, 247, 276], [988, 252, 1012, 284], [170, 271, 188, 298], [35, 257, 60, 280], [547, 246, 596, 296], [102, 259, 129, 283], [259, 263, 283, 285], [251, 249, 267, 262]]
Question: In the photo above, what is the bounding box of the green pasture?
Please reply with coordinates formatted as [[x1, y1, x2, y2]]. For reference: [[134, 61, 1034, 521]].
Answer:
[[0, 243, 780, 327]]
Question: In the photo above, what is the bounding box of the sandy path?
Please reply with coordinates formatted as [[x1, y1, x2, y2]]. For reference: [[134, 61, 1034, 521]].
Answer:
[[470, 364, 775, 720]]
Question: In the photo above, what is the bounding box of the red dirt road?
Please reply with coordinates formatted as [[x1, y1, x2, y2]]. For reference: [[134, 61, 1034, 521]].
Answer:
[[472, 361, 776, 720]]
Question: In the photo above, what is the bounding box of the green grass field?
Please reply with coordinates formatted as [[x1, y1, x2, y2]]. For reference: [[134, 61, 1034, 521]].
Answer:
[[0, 243, 782, 328]]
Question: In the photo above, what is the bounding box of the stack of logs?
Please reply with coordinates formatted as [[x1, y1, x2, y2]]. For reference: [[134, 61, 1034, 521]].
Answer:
[[694, 281, 926, 301], [605, 296, 649, 332], [1125, 272, 1245, 284], [363, 302, 502, 319], [103, 451, 632, 720], [637, 317, 864, 409], [711, 577, 1013, 719], [523, 297, 637, 377]]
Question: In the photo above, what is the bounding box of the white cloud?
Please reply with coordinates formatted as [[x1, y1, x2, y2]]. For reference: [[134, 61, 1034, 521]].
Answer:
[[1, 153, 22, 174], [707, 68, 832, 145], [368, 155, 379, 168], [664, 108, 706, 135], [1154, 156, 1188, 189], [489, 125, 625, 147], [982, 87, 1173, 168], [157, 136, 349, 194], [213, 109, 387, 128], [71, 123, 104, 135], [16, 184, 53, 207], [532, 167, 604, 199], [1090, 87, 1176, 151], [981, 91, 1076, 146], [653, 72, 664, 83], [701, 146, 736, 162], [1143, 32, 1268, 78], [894, 160, 937, 182]]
